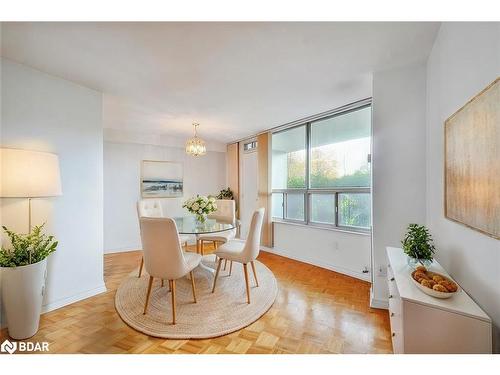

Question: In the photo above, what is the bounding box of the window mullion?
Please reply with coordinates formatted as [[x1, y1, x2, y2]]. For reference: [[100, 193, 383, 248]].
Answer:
[[283, 193, 287, 220], [305, 122, 311, 223], [335, 192, 339, 228]]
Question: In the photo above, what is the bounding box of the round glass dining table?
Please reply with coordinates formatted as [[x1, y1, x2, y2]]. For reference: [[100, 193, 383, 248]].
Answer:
[[173, 216, 235, 274]]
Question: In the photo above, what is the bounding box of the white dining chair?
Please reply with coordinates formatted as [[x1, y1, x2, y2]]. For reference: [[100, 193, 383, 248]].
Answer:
[[140, 217, 201, 325], [212, 208, 265, 304], [136, 199, 189, 278], [198, 200, 237, 267]]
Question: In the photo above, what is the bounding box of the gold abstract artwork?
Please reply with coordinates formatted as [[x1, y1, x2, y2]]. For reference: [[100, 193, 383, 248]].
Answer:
[[445, 78, 500, 239]]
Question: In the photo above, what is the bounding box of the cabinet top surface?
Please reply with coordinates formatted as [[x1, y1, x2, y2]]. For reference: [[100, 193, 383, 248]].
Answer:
[[386, 247, 491, 322]]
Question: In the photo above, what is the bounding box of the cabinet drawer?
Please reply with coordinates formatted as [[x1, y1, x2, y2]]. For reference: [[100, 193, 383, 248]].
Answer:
[[387, 264, 394, 280], [389, 308, 403, 353], [389, 295, 402, 317], [387, 274, 399, 298], [390, 325, 404, 354]]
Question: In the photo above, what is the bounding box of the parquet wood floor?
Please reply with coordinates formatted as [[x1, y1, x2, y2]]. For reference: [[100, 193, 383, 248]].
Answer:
[[0, 247, 392, 354]]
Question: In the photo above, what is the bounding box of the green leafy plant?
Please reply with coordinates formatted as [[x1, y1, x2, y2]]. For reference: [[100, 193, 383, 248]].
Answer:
[[216, 187, 234, 200], [0, 224, 58, 267], [402, 224, 435, 262]]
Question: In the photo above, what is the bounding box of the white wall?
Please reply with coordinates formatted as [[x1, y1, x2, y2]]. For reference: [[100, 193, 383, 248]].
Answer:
[[371, 63, 427, 307], [0, 59, 105, 321], [426, 22, 500, 352], [103, 138, 227, 253], [271, 223, 372, 281]]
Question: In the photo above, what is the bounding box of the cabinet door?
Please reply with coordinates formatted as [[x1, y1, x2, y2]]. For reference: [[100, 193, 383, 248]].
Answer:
[[403, 301, 492, 353]]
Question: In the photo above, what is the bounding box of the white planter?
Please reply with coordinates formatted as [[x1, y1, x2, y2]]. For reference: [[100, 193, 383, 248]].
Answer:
[[1, 258, 47, 339]]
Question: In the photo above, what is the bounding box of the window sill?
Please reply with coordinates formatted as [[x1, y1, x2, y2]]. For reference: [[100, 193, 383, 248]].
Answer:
[[272, 219, 371, 236]]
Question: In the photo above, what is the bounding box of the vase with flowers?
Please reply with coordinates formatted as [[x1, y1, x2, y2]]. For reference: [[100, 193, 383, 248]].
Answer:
[[183, 195, 217, 224]]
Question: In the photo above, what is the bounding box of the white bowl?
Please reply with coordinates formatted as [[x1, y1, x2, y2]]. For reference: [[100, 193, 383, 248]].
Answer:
[[410, 271, 460, 299]]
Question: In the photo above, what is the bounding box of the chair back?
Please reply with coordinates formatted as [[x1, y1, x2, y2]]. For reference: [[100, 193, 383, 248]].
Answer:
[[139, 217, 190, 280], [137, 199, 163, 218], [241, 208, 265, 263], [208, 199, 236, 224]]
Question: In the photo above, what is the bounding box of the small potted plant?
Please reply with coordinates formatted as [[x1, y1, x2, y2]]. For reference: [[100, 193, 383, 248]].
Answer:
[[0, 224, 58, 339], [402, 224, 436, 269], [183, 195, 217, 224], [216, 187, 234, 201]]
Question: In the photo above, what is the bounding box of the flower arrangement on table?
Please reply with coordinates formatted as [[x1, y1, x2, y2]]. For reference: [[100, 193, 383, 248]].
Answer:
[[183, 195, 218, 223]]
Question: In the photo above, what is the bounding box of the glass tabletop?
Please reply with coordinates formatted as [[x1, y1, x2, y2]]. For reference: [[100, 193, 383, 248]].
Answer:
[[173, 216, 235, 234]]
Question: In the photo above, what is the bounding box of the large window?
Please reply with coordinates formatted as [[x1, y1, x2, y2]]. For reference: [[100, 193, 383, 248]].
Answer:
[[271, 125, 306, 189], [310, 107, 371, 188], [271, 102, 372, 231]]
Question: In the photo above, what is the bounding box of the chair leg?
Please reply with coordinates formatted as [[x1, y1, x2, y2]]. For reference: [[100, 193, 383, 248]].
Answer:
[[229, 260, 233, 276], [170, 280, 176, 325], [243, 263, 251, 304], [250, 261, 259, 287], [161, 279, 164, 287], [214, 241, 218, 250], [143, 276, 154, 315], [190, 271, 197, 303], [201, 240, 204, 256], [196, 239, 200, 254], [212, 258, 223, 293], [138, 257, 144, 278], [224, 259, 228, 270]]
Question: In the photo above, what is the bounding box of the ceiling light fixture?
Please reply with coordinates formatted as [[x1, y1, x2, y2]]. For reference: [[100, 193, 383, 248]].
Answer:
[[185, 123, 206, 156]]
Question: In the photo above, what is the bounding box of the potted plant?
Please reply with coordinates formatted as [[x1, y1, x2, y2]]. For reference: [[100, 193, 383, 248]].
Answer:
[[402, 224, 436, 269], [0, 224, 58, 339], [183, 195, 217, 224], [216, 187, 234, 201]]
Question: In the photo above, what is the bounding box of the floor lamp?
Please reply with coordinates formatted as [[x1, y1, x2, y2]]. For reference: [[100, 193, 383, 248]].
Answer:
[[0, 148, 62, 232]]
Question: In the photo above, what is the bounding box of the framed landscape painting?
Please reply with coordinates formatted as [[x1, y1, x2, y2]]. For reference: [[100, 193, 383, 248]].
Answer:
[[444, 78, 500, 239], [141, 160, 183, 198]]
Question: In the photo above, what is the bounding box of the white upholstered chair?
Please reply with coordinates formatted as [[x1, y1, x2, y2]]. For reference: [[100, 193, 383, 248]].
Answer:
[[212, 208, 265, 304], [136, 200, 190, 278], [140, 217, 201, 325], [198, 199, 237, 256]]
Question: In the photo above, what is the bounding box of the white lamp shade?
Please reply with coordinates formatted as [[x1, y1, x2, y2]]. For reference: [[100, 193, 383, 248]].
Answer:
[[1, 148, 62, 198]]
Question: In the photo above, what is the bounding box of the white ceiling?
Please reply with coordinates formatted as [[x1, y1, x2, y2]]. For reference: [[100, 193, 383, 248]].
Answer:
[[1, 22, 440, 143]]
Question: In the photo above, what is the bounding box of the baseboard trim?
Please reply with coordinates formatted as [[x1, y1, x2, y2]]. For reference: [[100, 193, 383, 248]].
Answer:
[[370, 298, 389, 309], [41, 284, 107, 314], [369, 289, 389, 310], [262, 247, 370, 282], [104, 245, 141, 254]]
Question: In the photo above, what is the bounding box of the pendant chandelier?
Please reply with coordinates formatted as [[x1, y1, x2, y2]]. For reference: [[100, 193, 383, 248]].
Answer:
[[185, 123, 207, 156]]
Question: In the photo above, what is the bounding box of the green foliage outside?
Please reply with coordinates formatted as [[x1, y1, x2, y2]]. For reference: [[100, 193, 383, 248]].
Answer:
[[402, 224, 436, 261], [285, 149, 370, 189], [288, 170, 370, 189], [339, 194, 371, 227], [0, 224, 58, 267], [309, 169, 370, 188], [281, 147, 371, 228]]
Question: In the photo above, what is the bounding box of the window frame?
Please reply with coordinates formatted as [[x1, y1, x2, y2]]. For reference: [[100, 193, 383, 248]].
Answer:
[[243, 140, 258, 152], [271, 102, 372, 233]]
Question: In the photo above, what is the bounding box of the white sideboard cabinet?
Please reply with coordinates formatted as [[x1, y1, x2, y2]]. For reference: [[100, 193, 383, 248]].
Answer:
[[386, 247, 492, 354]]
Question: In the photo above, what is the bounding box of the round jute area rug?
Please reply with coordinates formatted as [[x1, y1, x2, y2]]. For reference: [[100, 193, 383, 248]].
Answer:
[[115, 257, 278, 339]]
